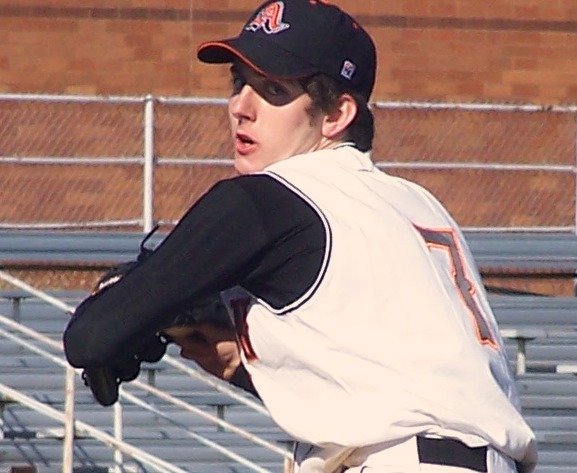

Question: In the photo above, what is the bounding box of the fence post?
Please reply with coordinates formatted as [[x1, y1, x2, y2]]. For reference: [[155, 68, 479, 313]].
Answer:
[[113, 397, 124, 473], [574, 111, 577, 295], [62, 366, 76, 473], [143, 95, 155, 233]]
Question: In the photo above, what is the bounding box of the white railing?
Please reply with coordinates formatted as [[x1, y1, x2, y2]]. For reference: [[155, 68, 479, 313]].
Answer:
[[0, 380, 188, 473], [1, 93, 576, 232], [0, 269, 291, 472]]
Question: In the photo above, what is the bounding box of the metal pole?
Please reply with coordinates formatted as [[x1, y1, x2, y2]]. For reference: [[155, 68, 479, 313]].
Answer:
[[0, 382, 188, 473], [574, 111, 577, 233], [574, 111, 577, 295], [143, 94, 155, 233], [113, 394, 123, 473], [62, 366, 76, 473]]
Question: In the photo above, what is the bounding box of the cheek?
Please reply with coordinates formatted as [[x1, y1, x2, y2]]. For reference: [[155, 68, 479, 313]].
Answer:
[[264, 111, 319, 153]]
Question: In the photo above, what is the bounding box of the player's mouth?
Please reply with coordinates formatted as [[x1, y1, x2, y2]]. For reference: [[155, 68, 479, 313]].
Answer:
[[235, 131, 257, 155]]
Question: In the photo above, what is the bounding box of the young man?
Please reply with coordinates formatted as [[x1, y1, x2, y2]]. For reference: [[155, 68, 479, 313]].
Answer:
[[63, 1, 537, 472]]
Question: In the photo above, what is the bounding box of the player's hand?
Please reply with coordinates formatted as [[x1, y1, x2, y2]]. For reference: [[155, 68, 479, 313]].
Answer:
[[80, 332, 167, 406], [163, 322, 241, 381]]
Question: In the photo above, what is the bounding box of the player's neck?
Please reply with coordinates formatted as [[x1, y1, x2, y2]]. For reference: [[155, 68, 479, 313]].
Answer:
[[314, 137, 354, 152]]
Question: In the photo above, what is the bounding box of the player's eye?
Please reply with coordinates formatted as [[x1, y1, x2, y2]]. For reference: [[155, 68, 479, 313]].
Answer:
[[259, 80, 305, 106], [263, 81, 289, 97], [230, 65, 248, 96], [229, 63, 305, 106], [231, 74, 246, 95]]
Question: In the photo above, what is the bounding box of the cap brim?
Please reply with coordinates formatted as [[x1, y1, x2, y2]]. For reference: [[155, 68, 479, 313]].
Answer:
[[197, 36, 318, 80]]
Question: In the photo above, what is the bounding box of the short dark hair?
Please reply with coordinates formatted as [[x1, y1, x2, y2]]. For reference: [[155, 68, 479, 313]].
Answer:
[[301, 74, 375, 152]]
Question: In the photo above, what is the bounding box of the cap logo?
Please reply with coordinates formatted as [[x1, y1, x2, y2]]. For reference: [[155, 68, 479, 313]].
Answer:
[[340, 60, 357, 80], [245, 1, 290, 34]]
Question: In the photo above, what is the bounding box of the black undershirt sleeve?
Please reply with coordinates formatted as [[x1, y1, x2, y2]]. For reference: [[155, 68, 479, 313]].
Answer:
[[63, 174, 326, 369]]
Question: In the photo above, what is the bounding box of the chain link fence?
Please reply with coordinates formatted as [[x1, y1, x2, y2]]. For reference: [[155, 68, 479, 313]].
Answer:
[[1, 93, 575, 233]]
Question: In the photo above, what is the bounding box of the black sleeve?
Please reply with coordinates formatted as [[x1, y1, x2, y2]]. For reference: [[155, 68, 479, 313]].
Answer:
[[63, 174, 326, 368]]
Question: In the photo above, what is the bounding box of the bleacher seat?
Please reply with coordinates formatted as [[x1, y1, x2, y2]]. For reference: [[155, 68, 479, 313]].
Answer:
[[1, 229, 575, 273], [2, 230, 577, 472]]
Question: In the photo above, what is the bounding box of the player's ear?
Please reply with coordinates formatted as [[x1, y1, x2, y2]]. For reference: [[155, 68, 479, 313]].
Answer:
[[321, 93, 358, 139]]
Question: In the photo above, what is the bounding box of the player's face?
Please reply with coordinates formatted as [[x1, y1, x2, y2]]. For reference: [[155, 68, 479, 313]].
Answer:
[[228, 62, 325, 174]]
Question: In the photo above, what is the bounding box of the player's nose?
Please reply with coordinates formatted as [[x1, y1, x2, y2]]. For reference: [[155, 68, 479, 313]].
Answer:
[[229, 85, 257, 122]]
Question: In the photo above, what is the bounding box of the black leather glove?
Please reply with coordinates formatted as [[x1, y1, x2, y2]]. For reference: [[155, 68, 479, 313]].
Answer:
[[77, 226, 231, 406], [82, 333, 167, 406], [80, 226, 164, 406]]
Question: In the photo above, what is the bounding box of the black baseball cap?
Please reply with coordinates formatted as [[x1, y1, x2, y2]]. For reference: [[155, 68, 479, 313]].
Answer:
[[197, 0, 376, 101]]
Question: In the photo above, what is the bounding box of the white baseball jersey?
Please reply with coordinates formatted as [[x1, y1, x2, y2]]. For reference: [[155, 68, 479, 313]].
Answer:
[[64, 144, 536, 471], [220, 145, 535, 466]]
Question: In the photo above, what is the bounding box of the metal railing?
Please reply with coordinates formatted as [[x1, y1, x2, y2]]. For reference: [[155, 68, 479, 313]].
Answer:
[[1, 93, 576, 232], [0, 269, 291, 473]]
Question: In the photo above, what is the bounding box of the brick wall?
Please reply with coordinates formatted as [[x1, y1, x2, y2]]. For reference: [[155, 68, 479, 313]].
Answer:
[[1, 1, 576, 294], [0, 0, 576, 104]]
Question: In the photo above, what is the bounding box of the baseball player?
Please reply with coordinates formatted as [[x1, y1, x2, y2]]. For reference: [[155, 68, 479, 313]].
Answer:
[[63, 0, 538, 472]]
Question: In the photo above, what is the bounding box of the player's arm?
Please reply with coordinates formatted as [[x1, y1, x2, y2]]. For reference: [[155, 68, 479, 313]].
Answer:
[[64, 177, 267, 368], [63, 174, 326, 369]]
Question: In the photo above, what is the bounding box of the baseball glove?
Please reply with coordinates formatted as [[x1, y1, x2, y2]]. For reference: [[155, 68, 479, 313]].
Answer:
[[80, 227, 231, 406], [81, 226, 166, 406]]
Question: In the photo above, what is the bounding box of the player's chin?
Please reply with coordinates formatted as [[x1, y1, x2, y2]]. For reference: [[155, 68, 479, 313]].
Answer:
[[233, 155, 265, 175]]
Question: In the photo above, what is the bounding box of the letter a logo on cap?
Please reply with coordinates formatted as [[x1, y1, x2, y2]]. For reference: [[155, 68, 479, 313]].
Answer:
[[245, 1, 290, 34]]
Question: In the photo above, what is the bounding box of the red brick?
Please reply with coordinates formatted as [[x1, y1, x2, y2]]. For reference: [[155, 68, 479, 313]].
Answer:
[[0, 1, 576, 103]]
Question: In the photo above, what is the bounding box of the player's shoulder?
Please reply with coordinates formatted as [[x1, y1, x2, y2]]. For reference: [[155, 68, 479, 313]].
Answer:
[[213, 173, 286, 193], [211, 173, 306, 204], [208, 173, 325, 227]]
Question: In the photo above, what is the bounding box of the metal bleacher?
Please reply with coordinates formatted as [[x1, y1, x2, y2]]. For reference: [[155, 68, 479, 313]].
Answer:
[[0, 271, 291, 472], [1, 230, 577, 472]]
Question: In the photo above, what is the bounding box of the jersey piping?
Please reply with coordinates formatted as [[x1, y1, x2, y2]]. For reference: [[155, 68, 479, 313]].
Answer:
[[258, 170, 333, 315]]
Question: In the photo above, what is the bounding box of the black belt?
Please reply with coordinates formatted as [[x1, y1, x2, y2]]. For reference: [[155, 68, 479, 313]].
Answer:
[[417, 436, 487, 472]]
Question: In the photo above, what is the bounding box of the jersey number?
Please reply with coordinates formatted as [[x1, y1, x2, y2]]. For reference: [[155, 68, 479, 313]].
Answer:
[[416, 226, 497, 349]]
